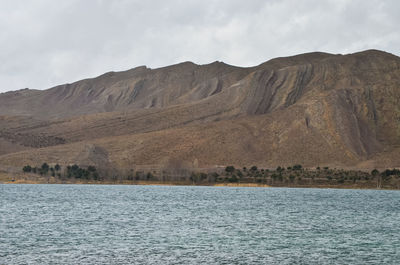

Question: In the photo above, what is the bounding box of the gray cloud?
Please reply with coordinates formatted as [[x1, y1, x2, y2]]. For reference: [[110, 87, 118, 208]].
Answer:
[[0, 0, 399, 92]]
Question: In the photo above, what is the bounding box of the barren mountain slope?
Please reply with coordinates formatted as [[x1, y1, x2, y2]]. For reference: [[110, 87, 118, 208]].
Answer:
[[0, 50, 399, 170], [0, 103, 398, 171], [0, 62, 252, 119], [0, 51, 337, 120]]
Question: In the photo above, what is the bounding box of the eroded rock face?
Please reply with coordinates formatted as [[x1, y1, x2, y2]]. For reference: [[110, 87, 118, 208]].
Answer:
[[0, 49, 399, 169]]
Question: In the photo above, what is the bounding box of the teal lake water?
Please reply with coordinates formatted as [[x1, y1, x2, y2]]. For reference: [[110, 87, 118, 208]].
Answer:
[[1, 184, 399, 264]]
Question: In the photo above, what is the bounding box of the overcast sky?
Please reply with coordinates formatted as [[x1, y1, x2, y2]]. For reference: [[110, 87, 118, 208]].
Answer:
[[0, 0, 399, 92]]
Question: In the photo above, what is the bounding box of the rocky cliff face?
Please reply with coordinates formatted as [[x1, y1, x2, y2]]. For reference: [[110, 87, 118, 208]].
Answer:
[[0, 49, 399, 170]]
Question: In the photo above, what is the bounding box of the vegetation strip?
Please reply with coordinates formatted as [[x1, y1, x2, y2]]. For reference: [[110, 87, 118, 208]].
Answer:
[[14, 163, 400, 189]]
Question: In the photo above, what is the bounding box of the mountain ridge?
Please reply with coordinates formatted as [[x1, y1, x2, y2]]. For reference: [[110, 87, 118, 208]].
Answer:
[[0, 49, 399, 173]]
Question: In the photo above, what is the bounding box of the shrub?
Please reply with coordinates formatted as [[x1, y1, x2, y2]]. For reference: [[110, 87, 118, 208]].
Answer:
[[371, 169, 379, 177], [225, 166, 235, 173], [92, 172, 99, 181], [22, 165, 32, 173], [146, 172, 154, 180], [293, 164, 302, 170], [228, 174, 239, 183], [41, 163, 49, 175]]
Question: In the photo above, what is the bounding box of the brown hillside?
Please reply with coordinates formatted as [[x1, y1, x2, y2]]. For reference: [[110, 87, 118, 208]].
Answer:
[[0, 50, 399, 171]]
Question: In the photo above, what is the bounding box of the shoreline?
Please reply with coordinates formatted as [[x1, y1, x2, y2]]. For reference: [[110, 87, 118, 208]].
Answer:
[[2, 171, 398, 190], [1, 179, 397, 190], [1, 179, 271, 187]]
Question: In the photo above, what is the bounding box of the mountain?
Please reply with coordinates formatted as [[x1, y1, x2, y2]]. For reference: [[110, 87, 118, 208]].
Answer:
[[0, 49, 399, 174]]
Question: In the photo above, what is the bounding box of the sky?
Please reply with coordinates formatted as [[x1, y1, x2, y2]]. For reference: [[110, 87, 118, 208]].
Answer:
[[0, 0, 399, 93]]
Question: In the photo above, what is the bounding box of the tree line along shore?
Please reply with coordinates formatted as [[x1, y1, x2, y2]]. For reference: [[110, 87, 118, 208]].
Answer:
[[14, 163, 400, 189]]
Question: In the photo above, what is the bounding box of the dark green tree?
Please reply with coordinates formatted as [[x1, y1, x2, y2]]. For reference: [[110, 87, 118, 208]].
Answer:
[[293, 164, 302, 170], [228, 174, 239, 183], [225, 166, 235, 173], [92, 171, 99, 181], [41, 163, 50, 175], [23, 165, 32, 173], [371, 169, 379, 177], [146, 172, 154, 180]]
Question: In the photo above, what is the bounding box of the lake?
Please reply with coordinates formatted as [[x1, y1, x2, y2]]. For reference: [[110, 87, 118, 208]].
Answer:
[[1, 184, 399, 264]]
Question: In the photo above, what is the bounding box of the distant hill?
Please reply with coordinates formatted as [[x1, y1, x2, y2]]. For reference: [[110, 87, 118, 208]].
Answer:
[[0, 49, 399, 173]]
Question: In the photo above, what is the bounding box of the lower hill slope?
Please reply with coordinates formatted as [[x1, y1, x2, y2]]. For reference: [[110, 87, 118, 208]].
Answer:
[[1, 95, 398, 172]]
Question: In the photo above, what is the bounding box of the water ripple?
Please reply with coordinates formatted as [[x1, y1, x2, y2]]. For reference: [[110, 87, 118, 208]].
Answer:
[[1, 185, 400, 264]]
